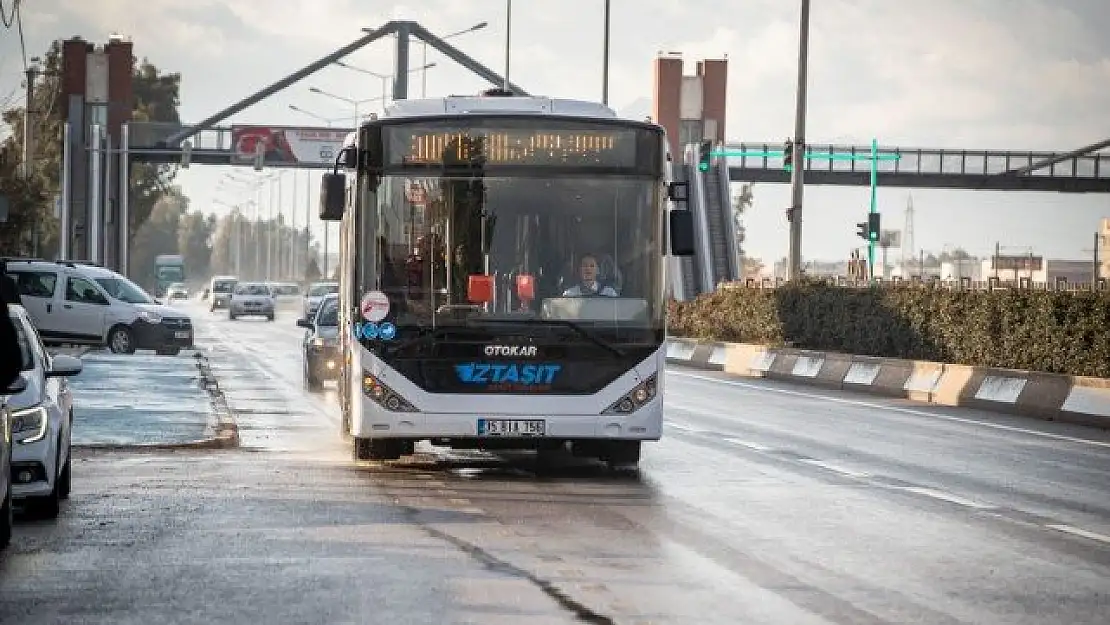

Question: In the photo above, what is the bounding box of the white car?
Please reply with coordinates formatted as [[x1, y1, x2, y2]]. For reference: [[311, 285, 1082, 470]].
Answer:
[[1, 376, 22, 550], [7, 304, 83, 519], [208, 275, 238, 310], [165, 282, 190, 301], [229, 282, 276, 321], [6, 259, 194, 356]]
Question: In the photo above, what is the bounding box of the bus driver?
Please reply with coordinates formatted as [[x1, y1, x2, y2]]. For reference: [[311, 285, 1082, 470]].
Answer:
[[562, 254, 619, 297]]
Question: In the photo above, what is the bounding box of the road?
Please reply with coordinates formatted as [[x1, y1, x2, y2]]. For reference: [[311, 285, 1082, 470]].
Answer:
[[1, 299, 1108, 624]]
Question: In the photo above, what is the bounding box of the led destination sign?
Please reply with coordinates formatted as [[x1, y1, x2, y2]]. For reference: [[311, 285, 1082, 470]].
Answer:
[[386, 123, 647, 168]]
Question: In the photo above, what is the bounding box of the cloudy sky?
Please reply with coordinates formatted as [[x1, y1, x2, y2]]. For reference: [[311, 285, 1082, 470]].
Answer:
[[2, 0, 1109, 264]]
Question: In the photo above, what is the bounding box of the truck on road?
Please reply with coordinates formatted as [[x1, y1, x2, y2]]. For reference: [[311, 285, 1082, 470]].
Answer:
[[154, 255, 185, 297]]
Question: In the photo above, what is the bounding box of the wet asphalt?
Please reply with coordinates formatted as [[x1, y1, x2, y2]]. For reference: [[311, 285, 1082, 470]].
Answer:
[[1, 299, 1108, 624]]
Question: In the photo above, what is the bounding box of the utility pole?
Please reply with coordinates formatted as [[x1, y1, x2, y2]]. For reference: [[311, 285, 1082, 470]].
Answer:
[[504, 0, 512, 91], [787, 0, 811, 281], [602, 0, 611, 106], [21, 66, 38, 178]]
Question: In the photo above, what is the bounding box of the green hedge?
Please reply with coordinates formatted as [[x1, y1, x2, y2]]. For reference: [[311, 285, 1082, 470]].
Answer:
[[667, 282, 1110, 378]]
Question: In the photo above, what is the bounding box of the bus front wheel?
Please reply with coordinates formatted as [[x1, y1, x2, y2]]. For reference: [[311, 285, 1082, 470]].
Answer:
[[353, 437, 404, 461], [601, 440, 641, 468]]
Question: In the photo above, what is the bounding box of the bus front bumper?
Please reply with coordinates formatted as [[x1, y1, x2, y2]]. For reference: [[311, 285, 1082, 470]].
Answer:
[[350, 400, 663, 442]]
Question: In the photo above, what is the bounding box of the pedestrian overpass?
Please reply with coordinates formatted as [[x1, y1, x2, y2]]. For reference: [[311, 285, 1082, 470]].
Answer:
[[669, 140, 1110, 301]]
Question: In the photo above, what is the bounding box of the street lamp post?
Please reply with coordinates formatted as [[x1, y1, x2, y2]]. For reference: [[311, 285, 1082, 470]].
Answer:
[[504, 0, 512, 91], [308, 88, 384, 128], [787, 0, 811, 282], [331, 62, 435, 110], [288, 104, 348, 127], [603, 0, 611, 105], [420, 22, 488, 97]]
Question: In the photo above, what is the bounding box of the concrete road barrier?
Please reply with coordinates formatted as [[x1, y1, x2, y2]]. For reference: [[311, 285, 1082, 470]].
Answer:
[[666, 338, 1110, 429]]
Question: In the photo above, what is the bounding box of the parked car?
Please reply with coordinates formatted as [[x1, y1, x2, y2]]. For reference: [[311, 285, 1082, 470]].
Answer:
[[1, 376, 23, 550], [297, 294, 339, 390], [208, 275, 239, 310], [229, 282, 276, 321], [302, 281, 339, 320], [165, 282, 190, 301], [6, 304, 82, 519], [5, 259, 194, 356]]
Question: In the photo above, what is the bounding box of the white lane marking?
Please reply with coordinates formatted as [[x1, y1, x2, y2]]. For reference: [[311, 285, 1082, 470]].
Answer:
[[665, 422, 706, 433], [1045, 524, 1110, 544], [799, 459, 871, 478], [898, 486, 995, 509], [722, 437, 772, 452], [669, 370, 1110, 450]]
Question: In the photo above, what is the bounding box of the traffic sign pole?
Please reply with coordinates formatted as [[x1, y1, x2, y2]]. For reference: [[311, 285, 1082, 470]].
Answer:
[[868, 138, 878, 280]]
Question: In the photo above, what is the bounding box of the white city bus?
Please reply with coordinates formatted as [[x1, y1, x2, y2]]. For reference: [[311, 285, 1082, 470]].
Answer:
[[319, 91, 695, 467]]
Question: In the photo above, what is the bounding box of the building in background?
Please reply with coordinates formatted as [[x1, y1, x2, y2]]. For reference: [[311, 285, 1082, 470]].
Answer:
[[651, 53, 727, 156]]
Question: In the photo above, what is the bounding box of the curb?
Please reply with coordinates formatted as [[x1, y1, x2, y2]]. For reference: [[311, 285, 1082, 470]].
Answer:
[[48, 345, 94, 358], [665, 338, 1110, 429], [74, 351, 240, 451]]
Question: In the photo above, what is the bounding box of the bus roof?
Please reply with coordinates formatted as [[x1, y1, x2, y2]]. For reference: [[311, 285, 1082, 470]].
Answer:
[[381, 96, 619, 121]]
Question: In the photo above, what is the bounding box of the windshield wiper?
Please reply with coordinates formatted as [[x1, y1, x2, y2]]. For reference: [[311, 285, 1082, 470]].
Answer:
[[377, 325, 459, 356], [370, 319, 624, 359], [474, 317, 625, 358]]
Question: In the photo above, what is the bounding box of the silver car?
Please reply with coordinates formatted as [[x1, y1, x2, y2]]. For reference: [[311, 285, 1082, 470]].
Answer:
[[302, 281, 339, 320], [7, 305, 82, 519], [229, 282, 276, 321]]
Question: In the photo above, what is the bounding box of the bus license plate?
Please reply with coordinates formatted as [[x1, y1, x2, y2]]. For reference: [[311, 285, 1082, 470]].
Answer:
[[174, 331, 190, 339], [477, 419, 546, 436]]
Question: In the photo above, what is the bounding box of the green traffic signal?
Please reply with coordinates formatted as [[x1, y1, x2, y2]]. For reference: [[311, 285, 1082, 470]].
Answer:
[[697, 140, 712, 172]]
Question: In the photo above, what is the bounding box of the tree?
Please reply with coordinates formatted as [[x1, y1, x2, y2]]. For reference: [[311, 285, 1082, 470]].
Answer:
[[1, 41, 65, 256], [938, 248, 973, 263], [128, 59, 183, 239], [304, 256, 322, 282], [0, 43, 183, 259], [0, 149, 47, 254], [177, 210, 213, 280], [130, 190, 187, 290], [208, 214, 236, 277]]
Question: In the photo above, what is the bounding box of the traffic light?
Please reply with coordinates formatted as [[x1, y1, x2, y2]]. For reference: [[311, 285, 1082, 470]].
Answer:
[[783, 138, 794, 169], [697, 140, 712, 172], [867, 212, 881, 242], [855, 221, 868, 240]]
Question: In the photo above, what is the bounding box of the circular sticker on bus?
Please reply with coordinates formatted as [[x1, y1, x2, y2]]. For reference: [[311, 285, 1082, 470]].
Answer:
[[379, 322, 396, 341], [360, 290, 390, 322]]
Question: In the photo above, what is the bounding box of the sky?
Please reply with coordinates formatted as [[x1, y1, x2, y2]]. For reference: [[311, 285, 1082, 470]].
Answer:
[[2, 0, 1109, 265]]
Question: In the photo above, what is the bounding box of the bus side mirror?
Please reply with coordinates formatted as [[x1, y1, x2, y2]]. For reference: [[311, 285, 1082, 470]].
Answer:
[[342, 146, 358, 169], [669, 210, 695, 256], [320, 172, 346, 221], [666, 181, 688, 205]]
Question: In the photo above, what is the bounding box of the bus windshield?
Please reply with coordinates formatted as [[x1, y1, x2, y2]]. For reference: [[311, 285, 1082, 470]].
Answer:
[[358, 174, 664, 340]]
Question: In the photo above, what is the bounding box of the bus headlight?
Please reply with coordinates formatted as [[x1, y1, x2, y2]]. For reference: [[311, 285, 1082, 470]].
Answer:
[[12, 405, 49, 443], [601, 374, 657, 415], [362, 372, 417, 412]]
